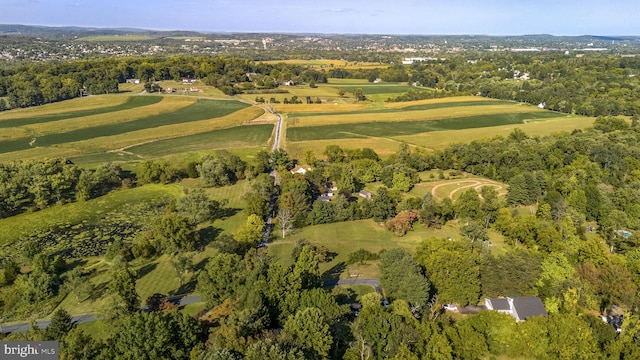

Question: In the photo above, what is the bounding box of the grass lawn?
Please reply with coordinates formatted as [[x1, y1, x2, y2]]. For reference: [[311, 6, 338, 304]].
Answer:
[[134, 255, 196, 299], [76, 320, 112, 341], [268, 218, 506, 280], [0, 184, 182, 246], [269, 219, 497, 278], [180, 178, 252, 235]]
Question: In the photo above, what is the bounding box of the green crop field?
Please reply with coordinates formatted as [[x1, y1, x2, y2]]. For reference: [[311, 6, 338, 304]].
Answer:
[[287, 111, 564, 141], [0, 99, 250, 154], [287, 100, 516, 118], [287, 103, 541, 128], [122, 124, 274, 157], [0, 96, 162, 128]]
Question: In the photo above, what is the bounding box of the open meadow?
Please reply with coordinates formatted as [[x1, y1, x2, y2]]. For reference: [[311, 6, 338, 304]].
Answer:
[[267, 218, 507, 280]]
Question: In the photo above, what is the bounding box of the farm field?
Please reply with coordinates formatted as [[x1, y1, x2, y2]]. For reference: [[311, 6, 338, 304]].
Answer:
[[0, 95, 267, 162], [122, 124, 273, 158], [281, 96, 592, 158], [0, 98, 249, 153], [261, 59, 389, 70], [0, 96, 163, 129], [287, 111, 562, 141]]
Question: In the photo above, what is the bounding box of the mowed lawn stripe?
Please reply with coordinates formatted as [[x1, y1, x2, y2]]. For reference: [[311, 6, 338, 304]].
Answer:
[[289, 100, 516, 117], [287, 111, 563, 141], [127, 124, 274, 157], [0, 96, 162, 128], [0, 99, 250, 154]]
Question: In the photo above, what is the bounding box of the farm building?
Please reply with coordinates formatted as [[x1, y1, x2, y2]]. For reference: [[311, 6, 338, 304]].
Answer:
[[290, 165, 308, 174], [182, 78, 197, 84], [359, 190, 372, 199]]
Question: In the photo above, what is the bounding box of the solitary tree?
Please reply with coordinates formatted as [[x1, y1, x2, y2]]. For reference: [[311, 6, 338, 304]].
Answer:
[[177, 188, 224, 225], [277, 209, 294, 238], [235, 214, 266, 248]]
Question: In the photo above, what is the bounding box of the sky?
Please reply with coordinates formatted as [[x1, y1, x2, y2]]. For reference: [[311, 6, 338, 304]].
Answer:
[[0, 0, 638, 36]]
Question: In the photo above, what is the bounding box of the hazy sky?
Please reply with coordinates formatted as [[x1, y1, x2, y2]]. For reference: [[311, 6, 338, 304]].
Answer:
[[1, 0, 638, 35]]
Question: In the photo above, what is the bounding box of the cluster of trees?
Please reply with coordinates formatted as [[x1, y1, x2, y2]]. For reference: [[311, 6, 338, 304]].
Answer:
[[0, 159, 124, 218], [0, 56, 329, 109], [327, 53, 640, 117]]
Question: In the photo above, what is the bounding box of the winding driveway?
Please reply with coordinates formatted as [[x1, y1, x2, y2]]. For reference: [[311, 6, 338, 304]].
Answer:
[[0, 294, 202, 334]]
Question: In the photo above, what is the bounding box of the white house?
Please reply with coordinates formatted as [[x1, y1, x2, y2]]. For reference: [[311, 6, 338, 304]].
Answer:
[[290, 165, 308, 175]]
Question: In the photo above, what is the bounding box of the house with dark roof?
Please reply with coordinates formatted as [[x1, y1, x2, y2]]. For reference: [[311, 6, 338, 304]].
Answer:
[[485, 297, 547, 322]]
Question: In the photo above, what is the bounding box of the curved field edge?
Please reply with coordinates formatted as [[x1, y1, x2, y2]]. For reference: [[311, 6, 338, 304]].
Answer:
[[0, 98, 250, 153], [125, 124, 274, 157], [284, 115, 594, 159], [287, 100, 516, 118], [0, 96, 163, 129], [286, 111, 565, 141], [0, 184, 183, 246], [0, 104, 264, 161], [0, 100, 264, 159], [12, 97, 196, 139], [0, 95, 131, 121], [287, 103, 545, 128]]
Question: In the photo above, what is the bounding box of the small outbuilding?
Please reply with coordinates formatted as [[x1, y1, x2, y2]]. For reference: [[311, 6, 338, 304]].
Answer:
[[359, 190, 372, 199]]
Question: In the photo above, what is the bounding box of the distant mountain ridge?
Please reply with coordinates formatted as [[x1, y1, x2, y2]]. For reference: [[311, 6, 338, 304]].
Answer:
[[1, 24, 639, 41]]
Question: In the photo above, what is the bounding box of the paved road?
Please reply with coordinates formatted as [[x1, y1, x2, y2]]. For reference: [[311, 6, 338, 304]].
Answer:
[[1, 294, 202, 334], [270, 108, 283, 151], [323, 278, 382, 295]]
